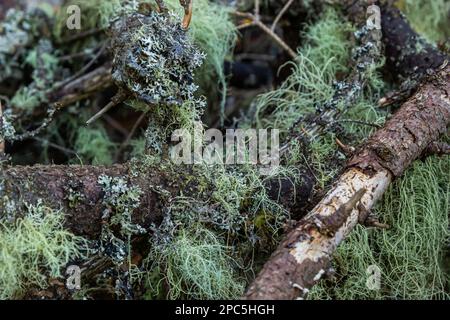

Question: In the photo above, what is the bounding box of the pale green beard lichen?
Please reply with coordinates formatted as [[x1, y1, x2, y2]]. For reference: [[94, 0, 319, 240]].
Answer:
[[145, 226, 245, 299], [74, 127, 116, 165], [248, 8, 386, 188], [0, 201, 87, 299], [251, 9, 354, 138]]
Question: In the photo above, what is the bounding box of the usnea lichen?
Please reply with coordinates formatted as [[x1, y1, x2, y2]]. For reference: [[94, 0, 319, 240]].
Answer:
[[0, 201, 87, 299], [399, 0, 450, 43], [145, 226, 245, 299], [309, 157, 450, 299], [74, 127, 116, 165]]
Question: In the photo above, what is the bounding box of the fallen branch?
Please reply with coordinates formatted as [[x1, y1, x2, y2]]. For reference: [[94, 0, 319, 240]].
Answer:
[[244, 62, 449, 300]]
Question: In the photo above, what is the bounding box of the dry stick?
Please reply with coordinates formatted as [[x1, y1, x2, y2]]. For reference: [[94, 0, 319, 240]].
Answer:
[[103, 114, 130, 137], [4, 64, 112, 144], [234, 11, 296, 59], [270, 0, 294, 31], [10, 105, 58, 142], [334, 118, 382, 128], [244, 63, 450, 300], [58, 28, 105, 44], [254, 0, 260, 17], [181, 0, 194, 30], [86, 90, 129, 125], [53, 63, 112, 109], [32, 137, 77, 156]]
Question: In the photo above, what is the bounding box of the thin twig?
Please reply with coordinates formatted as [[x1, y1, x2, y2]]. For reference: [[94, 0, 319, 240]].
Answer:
[[58, 28, 104, 44], [53, 42, 108, 91], [254, 19, 296, 58], [33, 137, 77, 155], [58, 45, 102, 62], [335, 137, 355, 155], [335, 119, 382, 128], [237, 21, 255, 30], [234, 11, 296, 59], [103, 114, 130, 137], [86, 90, 129, 125], [254, 0, 260, 18], [9, 104, 58, 142], [181, 0, 194, 29], [271, 0, 294, 31]]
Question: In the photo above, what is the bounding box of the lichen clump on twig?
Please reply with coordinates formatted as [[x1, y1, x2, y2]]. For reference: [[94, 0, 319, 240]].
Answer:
[[111, 11, 206, 106]]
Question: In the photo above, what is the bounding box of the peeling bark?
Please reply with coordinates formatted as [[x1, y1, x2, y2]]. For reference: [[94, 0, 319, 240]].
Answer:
[[244, 64, 449, 300]]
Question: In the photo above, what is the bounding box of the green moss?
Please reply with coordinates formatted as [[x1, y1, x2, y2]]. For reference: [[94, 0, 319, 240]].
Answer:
[[145, 226, 245, 299], [0, 201, 87, 299], [129, 137, 146, 158], [310, 157, 450, 299]]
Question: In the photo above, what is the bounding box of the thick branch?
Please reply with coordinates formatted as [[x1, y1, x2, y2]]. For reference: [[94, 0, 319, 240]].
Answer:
[[0, 163, 165, 238], [244, 63, 449, 300], [0, 160, 314, 239]]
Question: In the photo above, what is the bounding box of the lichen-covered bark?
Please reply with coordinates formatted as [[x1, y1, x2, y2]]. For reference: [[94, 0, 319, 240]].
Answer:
[[0, 163, 165, 238], [0, 160, 314, 239], [244, 64, 450, 300]]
